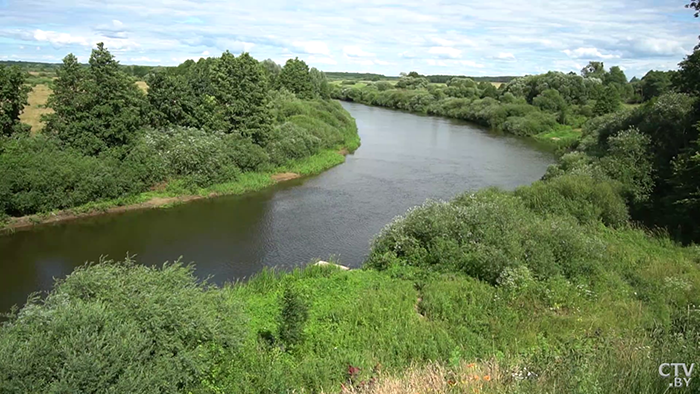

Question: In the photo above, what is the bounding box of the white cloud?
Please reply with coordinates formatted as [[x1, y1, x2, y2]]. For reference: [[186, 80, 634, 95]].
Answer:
[[626, 38, 689, 56], [112, 20, 124, 28], [292, 41, 330, 55], [563, 47, 619, 59], [428, 46, 462, 59], [496, 52, 515, 60], [202, 50, 210, 56], [343, 45, 375, 58], [33, 29, 90, 46]]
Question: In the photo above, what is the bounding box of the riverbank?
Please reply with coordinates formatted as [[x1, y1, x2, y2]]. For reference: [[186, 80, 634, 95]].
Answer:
[[1, 144, 358, 233]]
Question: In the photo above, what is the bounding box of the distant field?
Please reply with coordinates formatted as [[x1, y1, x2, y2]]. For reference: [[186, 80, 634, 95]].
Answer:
[[136, 81, 149, 92], [20, 84, 53, 133], [21, 81, 149, 133]]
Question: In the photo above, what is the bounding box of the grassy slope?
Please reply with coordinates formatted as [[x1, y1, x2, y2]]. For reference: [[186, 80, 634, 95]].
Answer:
[[203, 223, 699, 393]]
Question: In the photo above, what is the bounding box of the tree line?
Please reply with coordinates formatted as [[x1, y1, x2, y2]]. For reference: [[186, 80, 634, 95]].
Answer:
[[0, 44, 355, 219]]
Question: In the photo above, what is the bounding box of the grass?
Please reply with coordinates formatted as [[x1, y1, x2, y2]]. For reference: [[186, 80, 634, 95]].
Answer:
[[533, 125, 582, 148], [197, 218, 700, 393], [19, 84, 53, 133]]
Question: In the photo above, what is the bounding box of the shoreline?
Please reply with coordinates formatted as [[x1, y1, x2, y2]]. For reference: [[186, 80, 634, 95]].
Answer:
[[1, 147, 353, 233]]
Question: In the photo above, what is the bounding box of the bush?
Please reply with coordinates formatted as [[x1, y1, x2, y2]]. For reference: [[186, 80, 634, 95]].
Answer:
[[515, 173, 629, 227], [501, 111, 557, 136], [366, 187, 606, 284], [146, 127, 241, 188], [0, 258, 244, 393], [0, 135, 139, 215], [278, 285, 309, 350]]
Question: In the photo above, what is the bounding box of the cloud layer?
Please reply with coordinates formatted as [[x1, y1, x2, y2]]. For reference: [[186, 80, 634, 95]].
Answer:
[[0, 0, 697, 77]]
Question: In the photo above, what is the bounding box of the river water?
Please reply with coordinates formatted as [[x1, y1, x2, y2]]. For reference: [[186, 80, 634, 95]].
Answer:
[[0, 102, 555, 313]]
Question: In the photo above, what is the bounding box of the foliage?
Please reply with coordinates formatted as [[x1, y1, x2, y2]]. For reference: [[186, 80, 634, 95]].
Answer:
[[211, 52, 273, 144], [277, 58, 314, 100], [0, 257, 244, 394], [0, 47, 359, 219], [278, 285, 309, 349], [43, 45, 147, 155], [0, 65, 31, 137]]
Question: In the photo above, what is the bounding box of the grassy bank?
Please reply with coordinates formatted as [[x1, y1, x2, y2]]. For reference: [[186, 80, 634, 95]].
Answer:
[[2, 166, 698, 393], [1, 139, 359, 231]]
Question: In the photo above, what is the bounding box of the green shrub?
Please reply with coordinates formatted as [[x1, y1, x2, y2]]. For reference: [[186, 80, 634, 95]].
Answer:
[[0, 258, 244, 393], [278, 285, 309, 350], [366, 187, 606, 284], [515, 173, 629, 227]]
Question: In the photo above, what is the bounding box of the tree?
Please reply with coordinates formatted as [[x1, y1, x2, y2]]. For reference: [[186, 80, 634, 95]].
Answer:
[[309, 67, 330, 99], [277, 58, 314, 99], [146, 71, 198, 128], [44, 44, 147, 155], [593, 85, 622, 116], [604, 66, 628, 86], [0, 65, 31, 137], [674, 50, 700, 96], [581, 61, 607, 79], [261, 59, 282, 84], [533, 89, 567, 113], [640, 70, 673, 101], [211, 51, 273, 144]]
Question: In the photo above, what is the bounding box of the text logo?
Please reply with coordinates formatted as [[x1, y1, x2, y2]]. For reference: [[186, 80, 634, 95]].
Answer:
[[659, 363, 694, 388]]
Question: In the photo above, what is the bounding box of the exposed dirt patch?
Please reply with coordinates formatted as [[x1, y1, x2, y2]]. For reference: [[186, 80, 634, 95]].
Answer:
[[3, 195, 205, 232], [271, 172, 301, 182], [338, 148, 350, 156]]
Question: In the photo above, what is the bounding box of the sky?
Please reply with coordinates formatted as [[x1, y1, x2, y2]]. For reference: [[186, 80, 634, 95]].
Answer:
[[0, 0, 698, 78]]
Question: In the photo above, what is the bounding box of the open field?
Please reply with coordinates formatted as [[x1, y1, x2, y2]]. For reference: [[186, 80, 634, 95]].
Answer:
[[19, 84, 53, 133]]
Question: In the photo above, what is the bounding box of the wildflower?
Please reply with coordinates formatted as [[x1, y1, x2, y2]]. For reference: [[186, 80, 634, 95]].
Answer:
[[467, 363, 476, 368], [483, 375, 491, 382], [473, 375, 481, 381]]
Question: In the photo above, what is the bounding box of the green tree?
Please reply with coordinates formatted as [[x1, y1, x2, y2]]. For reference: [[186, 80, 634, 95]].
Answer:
[[277, 58, 314, 99], [309, 67, 330, 99], [0, 65, 31, 137], [533, 89, 568, 113], [674, 50, 700, 96], [44, 44, 146, 155], [593, 85, 622, 116], [146, 71, 198, 128], [211, 51, 273, 143], [581, 61, 607, 79], [262, 59, 282, 84], [604, 66, 628, 86], [640, 70, 673, 101]]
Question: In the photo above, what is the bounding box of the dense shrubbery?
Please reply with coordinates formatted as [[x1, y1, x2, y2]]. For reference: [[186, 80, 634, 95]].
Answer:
[[0, 44, 358, 219], [0, 258, 244, 393]]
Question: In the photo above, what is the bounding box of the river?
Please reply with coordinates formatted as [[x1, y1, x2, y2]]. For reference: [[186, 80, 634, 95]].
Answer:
[[0, 102, 555, 313]]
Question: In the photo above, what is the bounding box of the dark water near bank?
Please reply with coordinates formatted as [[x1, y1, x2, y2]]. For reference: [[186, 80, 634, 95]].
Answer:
[[0, 102, 554, 313]]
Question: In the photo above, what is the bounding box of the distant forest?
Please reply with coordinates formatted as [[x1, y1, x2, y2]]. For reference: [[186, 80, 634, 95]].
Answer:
[[0, 61, 517, 83]]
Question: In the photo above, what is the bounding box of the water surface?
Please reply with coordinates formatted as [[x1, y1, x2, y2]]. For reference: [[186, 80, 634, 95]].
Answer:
[[0, 102, 554, 312]]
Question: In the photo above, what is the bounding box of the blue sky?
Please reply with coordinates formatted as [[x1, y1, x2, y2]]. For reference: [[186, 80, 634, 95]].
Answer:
[[0, 0, 697, 78]]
